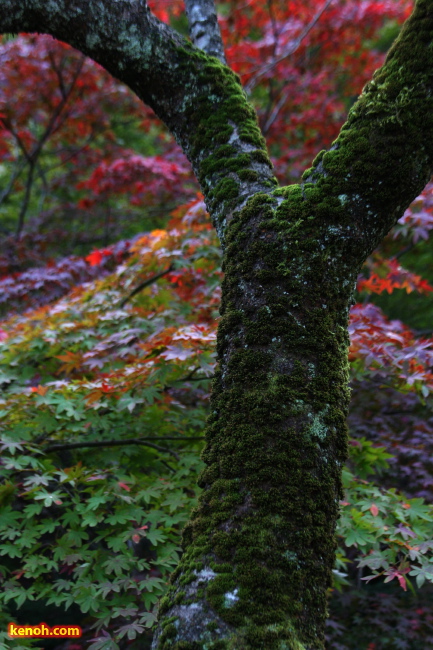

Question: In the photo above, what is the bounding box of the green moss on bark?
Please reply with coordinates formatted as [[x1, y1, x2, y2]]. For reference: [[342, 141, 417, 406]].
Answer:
[[172, 46, 277, 236], [300, 0, 433, 259], [151, 3, 433, 648], [156, 185, 355, 649]]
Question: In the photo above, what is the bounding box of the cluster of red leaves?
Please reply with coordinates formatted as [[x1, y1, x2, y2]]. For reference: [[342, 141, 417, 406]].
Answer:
[[395, 180, 433, 243], [0, 34, 142, 163], [349, 302, 433, 393], [0, 33, 191, 245], [0, 239, 131, 316], [220, 0, 412, 179], [147, 0, 184, 23], [78, 154, 192, 207], [357, 258, 433, 295]]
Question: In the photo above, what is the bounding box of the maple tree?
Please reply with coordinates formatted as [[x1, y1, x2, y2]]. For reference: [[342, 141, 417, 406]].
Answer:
[[1, 0, 433, 649]]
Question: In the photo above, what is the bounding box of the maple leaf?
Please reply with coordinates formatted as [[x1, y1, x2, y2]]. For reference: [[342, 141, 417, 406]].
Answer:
[[30, 385, 49, 396], [86, 250, 108, 266], [55, 350, 83, 374], [161, 346, 195, 361], [383, 567, 410, 591]]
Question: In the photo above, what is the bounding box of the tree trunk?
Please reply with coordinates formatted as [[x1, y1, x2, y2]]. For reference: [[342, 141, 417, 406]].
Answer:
[[151, 188, 355, 649], [2, 0, 433, 647]]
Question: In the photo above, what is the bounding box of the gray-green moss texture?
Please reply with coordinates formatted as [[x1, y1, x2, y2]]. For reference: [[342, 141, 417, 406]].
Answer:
[[154, 182, 354, 649]]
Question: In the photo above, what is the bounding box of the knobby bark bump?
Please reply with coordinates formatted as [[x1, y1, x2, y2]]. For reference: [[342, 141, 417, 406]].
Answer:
[[2, 0, 433, 648]]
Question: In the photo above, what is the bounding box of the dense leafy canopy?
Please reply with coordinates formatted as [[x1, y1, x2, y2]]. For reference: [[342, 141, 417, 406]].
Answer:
[[1, 1, 433, 648]]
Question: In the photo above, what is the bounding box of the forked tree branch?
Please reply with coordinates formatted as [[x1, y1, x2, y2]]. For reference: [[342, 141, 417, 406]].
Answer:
[[0, 0, 432, 259], [3, 2, 433, 648]]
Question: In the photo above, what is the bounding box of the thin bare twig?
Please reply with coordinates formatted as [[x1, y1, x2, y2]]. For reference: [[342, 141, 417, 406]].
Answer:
[[245, 0, 332, 93], [120, 264, 174, 307], [0, 157, 27, 207], [43, 437, 185, 460], [172, 374, 214, 383], [16, 162, 35, 238], [6, 53, 86, 237], [262, 86, 292, 135], [394, 244, 415, 260]]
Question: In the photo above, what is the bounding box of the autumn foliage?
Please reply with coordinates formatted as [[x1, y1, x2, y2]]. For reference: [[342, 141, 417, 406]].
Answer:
[[1, 1, 433, 648]]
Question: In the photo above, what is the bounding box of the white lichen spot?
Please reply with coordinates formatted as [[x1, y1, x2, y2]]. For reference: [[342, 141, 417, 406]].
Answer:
[[309, 405, 329, 441], [197, 568, 217, 581], [338, 194, 348, 205], [223, 588, 239, 608]]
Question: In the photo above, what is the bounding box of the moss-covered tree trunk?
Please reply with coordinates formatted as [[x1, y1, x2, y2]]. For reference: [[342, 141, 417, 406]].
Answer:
[[152, 188, 355, 649], [3, 0, 433, 648]]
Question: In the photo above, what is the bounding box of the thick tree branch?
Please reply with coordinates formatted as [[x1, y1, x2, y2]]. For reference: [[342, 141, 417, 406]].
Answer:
[[184, 0, 226, 63], [0, 0, 276, 243], [2, 1, 433, 257], [301, 0, 433, 266]]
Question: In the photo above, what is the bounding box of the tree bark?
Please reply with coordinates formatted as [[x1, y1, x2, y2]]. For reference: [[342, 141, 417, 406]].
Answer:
[[2, 0, 433, 648], [184, 0, 226, 64]]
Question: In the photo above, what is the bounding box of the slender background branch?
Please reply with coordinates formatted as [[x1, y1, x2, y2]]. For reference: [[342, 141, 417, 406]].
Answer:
[[184, 0, 226, 63], [245, 0, 332, 92], [120, 264, 174, 307]]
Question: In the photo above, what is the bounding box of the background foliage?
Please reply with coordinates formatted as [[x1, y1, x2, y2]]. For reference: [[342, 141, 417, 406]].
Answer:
[[2, 1, 433, 648]]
